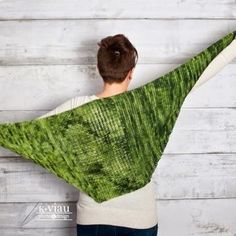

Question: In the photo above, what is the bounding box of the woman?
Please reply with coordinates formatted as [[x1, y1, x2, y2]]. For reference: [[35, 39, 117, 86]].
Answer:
[[40, 34, 158, 236], [77, 34, 159, 236], [38, 32, 236, 236], [38, 34, 159, 236]]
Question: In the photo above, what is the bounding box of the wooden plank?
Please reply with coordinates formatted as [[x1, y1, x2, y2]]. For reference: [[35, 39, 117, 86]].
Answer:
[[0, 64, 236, 110], [1, 108, 235, 133], [0, 107, 236, 201], [1, 107, 236, 156], [0, 0, 235, 20], [173, 108, 236, 131], [0, 20, 235, 65], [0, 153, 236, 202], [0, 228, 75, 236], [164, 130, 236, 153], [0, 202, 76, 228], [153, 153, 236, 199], [1, 198, 236, 235], [2, 107, 234, 130], [0, 157, 79, 202], [157, 198, 236, 235]]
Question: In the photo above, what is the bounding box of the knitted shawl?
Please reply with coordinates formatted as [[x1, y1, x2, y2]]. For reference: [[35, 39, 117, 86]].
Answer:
[[0, 31, 235, 203]]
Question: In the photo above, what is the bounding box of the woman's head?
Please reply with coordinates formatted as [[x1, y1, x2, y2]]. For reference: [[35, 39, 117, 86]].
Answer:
[[97, 34, 138, 84]]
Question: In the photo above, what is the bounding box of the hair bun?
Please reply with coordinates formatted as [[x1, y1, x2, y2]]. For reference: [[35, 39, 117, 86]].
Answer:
[[99, 39, 123, 62], [112, 49, 121, 57], [97, 36, 124, 58]]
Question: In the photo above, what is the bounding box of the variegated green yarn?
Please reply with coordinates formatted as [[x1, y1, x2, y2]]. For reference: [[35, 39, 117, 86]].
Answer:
[[0, 31, 235, 203]]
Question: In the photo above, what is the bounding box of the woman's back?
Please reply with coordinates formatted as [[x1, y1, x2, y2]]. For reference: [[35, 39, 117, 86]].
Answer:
[[40, 94, 158, 230], [64, 94, 158, 229]]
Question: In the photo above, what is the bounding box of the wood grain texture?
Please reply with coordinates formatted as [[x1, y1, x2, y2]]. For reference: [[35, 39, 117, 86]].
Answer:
[[0, 30, 235, 202], [154, 153, 236, 199], [0, 20, 236, 65], [157, 198, 236, 236], [0, 64, 236, 110], [0, 0, 236, 234], [0, 157, 79, 202], [0, 228, 75, 236], [0, 0, 235, 20], [0, 202, 76, 227], [0, 152, 236, 202]]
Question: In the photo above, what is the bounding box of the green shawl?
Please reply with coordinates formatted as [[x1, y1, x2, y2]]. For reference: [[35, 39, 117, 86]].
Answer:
[[0, 31, 235, 203]]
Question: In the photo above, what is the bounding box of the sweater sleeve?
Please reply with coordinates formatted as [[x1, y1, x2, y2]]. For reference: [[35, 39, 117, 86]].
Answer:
[[190, 37, 236, 93]]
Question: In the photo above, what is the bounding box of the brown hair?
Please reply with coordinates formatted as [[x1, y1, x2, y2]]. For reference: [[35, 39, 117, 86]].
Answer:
[[97, 34, 138, 84]]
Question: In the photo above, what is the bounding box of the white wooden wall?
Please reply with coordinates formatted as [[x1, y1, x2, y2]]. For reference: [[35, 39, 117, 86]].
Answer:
[[0, 1, 236, 235]]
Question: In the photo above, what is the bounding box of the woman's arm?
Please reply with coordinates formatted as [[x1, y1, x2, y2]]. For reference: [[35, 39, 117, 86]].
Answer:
[[190, 38, 236, 93]]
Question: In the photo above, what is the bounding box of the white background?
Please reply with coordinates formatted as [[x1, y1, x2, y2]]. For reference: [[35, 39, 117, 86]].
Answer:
[[0, 1, 236, 235]]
